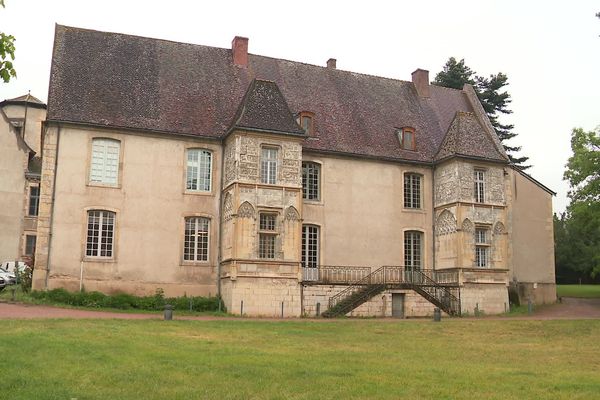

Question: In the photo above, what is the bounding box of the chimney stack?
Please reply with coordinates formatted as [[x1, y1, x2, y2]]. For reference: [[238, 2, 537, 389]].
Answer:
[[411, 69, 430, 98], [232, 36, 249, 67], [327, 58, 337, 69]]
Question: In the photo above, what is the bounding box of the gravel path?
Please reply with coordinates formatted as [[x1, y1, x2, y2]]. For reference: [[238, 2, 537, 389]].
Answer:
[[1, 297, 599, 321]]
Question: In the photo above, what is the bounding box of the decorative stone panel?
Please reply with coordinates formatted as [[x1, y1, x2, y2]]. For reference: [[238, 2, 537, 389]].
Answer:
[[237, 201, 255, 219], [435, 209, 456, 235]]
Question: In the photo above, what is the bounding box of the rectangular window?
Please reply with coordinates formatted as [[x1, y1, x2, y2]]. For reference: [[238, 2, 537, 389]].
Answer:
[[302, 162, 320, 201], [260, 147, 278, 184], [86, 210, 115, 258], [184, 217, 210, 262], [398, 128, 416, 150], [404, 231, 422, 269], [302, 225, 319, 268], [258, 213, 277, 259], [90, 138, 120, 185], [474, 169, 485, 203], [28, 186, 40, 216], [25, 235, 36, 256], [186, 149, 212, 192], [404, 173, 421, 209], [475, 227, 490, 268]]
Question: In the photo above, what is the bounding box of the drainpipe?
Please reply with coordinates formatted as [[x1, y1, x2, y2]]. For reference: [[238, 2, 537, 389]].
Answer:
[[45, 124, 61, 289], [216, 142, 225, 299], [431, 165, 436, 272]]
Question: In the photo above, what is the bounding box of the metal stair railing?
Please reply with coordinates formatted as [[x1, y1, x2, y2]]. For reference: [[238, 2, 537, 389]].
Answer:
[[322, 266, 461, 317]]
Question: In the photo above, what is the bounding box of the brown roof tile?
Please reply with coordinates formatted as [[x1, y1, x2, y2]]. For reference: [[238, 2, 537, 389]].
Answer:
[[48, 25, 501, 163]]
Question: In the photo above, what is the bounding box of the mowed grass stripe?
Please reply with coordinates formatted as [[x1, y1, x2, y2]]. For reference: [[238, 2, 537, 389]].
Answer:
[[2, 319, 599, 399]]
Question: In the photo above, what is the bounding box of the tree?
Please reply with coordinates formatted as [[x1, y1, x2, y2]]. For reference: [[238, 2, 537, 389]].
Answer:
[[557, 127, 600, 280], [433, 57, 529, 168], [0, 0, 17, 83]]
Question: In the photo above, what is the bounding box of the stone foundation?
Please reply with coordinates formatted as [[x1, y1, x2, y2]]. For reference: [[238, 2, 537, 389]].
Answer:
[[511, 282, 556, 305], [221, 276, 301, 317], [460, 283, 509, 315]]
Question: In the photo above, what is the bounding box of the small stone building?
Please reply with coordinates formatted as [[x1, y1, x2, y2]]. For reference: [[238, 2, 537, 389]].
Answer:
[[31, 25, 556, 317]]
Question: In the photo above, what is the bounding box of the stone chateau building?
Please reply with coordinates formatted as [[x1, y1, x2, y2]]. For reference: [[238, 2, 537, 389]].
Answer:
[[28, 25, 556, 317]]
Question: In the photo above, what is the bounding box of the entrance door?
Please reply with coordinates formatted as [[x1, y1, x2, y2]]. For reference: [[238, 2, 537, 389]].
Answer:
[[392, 294, 405, 318]]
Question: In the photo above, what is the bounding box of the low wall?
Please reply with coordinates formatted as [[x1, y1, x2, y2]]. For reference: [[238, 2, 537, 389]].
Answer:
[[512, 282, 556, 305], [461, 283, 509, 315]]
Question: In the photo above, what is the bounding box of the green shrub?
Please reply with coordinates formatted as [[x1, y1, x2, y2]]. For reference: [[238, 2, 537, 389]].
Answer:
[[28, 288, 221, 312]]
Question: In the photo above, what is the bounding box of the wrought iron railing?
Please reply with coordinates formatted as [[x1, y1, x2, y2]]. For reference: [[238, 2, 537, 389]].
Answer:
[[322, 266, 461, 317], [302, 265, 372, 284]]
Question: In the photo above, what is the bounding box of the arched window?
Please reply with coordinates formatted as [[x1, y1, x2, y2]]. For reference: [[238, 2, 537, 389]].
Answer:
[[86, 210, 116, 258], [90, 138, 120, 185], [184, 217, 210, 262], [186, 149, 212, 192]]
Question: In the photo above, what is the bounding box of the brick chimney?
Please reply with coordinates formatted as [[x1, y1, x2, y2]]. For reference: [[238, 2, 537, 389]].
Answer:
[[411, 69, 430, 98], [232, 36, 249, 67], [327, 58, 337, 69]]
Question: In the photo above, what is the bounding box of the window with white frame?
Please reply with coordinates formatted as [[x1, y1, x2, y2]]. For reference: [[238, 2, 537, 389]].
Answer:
[[90, 138, 120, 185], [475, 227, 490, 268], [183, 217, 210, 262], [260, 147, 278, 184], [404, 231, 422, 269], [86, 210, 115, 258], [302, 225, 319, 268], [302, 162, 320, 201], [25, 235, 36, 256], [258, 213, 277, 259], [186, 149, 212, 192], [404, 173, 422, 209], [474, 169, 486, 203], [28, 185, 40, 216]]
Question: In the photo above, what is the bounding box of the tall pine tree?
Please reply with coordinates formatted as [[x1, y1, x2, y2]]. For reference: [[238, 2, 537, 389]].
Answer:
[[433, 57, 529, 168]]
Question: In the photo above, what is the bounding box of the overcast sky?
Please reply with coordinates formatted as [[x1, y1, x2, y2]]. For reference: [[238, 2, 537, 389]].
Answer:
[[1, 0, 599, 212]]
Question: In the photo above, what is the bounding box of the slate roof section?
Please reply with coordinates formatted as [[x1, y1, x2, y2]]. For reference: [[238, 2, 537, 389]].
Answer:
[[435, 112, 507, 162], [48, 25, 504, 164], [231, 79, 305, 135], [0, 94, 47, 109]]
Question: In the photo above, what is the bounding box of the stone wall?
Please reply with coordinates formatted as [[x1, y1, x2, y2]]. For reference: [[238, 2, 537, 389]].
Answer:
[[221, 276, 301, 317], [461, 283, 509, 315]]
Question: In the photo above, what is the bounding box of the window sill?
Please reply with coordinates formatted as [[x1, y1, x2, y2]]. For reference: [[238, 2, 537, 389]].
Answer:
[[183, 190, 214, 197], [180, 261, 211, 267], [303, 199, 323, 206], [402, 208, 426, 214], [87, 182, 121, 190], [83, 257, 116, 263]]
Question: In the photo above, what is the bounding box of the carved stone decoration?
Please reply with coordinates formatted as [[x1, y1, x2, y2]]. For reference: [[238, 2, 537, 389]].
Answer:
[[461, 218, 474, 233], [237, 201, 255, 219], [435, 209, 457, 235], [284, 206, 300, 221], [494, 221, 506, 235], [223, 193, 233, 221]]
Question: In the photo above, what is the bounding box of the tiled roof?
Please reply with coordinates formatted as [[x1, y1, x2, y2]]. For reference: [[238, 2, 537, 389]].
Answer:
[[48, 25, 504, 164], [231, 79, 305, 135], [0, 94, 47, 109], [435, 112, 507, 162]]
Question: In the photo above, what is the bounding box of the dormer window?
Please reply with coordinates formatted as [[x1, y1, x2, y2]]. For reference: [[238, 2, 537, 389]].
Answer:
[[298, 111, 314, 135], [398, 127, 416, 151]]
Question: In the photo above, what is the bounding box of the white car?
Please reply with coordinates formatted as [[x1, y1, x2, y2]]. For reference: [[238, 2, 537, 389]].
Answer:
[[0, 267, 17, 285], [1, 261, 28, 274], [0, 277, 5, 291]]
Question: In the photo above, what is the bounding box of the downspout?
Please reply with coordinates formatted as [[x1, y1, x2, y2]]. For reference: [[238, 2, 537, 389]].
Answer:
[[44, 125, 61, 289], [216, 141, 225, 299], [431, 164, 436, 272]]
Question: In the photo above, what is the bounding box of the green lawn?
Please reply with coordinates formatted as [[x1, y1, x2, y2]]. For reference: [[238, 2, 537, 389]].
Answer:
[[1, 319, 599, 399], [557, 284, 600, 298]]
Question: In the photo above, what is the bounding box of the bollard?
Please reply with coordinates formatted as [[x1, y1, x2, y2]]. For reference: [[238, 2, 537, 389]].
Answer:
[[164, 304, 173, 321], [528, 297, 533, 315], [316, 302, 321, 317], [189, 297, 193, 312], [11, 287, 16, 301], [475, 303, 479, 317], [240, 300, 244, 316], [433, 307, 441, 322]]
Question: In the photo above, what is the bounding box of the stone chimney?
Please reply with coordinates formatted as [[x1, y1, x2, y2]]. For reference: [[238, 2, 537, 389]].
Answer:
[[232, 36, 249, 67], [327, 58, 337, 69], [411, 69, 430, 98]]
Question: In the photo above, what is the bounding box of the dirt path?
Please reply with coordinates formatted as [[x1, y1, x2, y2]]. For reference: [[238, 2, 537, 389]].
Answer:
[[1, 297, 599, 321]]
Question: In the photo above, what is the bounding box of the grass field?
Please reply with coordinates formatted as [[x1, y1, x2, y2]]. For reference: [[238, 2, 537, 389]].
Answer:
[[557, 284, 600, 298], [2, 319, 599, 399]]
